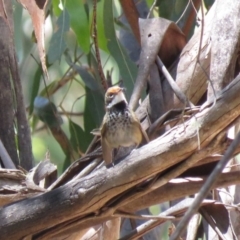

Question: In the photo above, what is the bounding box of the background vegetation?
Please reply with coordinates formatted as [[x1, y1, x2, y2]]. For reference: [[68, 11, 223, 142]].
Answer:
[[15, 0, 213, 173], [2, 0, 240, 239]]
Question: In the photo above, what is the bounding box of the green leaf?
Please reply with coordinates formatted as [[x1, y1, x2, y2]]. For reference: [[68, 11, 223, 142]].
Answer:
[[158, 0, 176, 19], [69, 119, 89, 153], [34, 97, 63, 128], [86, 51, 105, 90], [29, 66, 42, 115], [48, 9, 70, 64], [39, 80, 59, 97], [103, 0, 138, 98], [158, 0, 190, 22], [65, 0, 90, 53], [158, 0, 195, 37], [31, 114, 40, 132], [84, 87, 104, 141], [204, 0, 215, 9], [52, 0, 62, 17], [88, 0, 108, 52], [72, 64, 101, 91]]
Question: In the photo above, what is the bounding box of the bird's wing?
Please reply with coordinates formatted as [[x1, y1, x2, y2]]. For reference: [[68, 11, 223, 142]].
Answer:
[[131, 109, 149, 144]]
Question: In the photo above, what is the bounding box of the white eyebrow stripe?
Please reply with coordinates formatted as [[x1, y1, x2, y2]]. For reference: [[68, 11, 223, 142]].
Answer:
[[107, 91, 127, 109]]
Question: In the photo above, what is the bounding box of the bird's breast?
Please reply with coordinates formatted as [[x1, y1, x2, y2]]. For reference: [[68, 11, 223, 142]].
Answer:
[[104, 110, 142, 148]]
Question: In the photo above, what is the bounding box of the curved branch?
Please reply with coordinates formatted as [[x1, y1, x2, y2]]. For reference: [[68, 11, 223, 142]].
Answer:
[[0, 73, 240, 238]]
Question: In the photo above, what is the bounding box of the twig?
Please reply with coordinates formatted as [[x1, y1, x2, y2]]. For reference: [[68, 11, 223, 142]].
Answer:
[[114, 210, 175, 220], [92, 0, 108, 91], [156, 56, 194, 108], [11, 52, 33, 170], [199, 208, 226, 239], [119, 198, 198, 240], [176, 0, 191, 24], [0, 139, 16, 169], [70, 158, 102, 181], [147, 0, 157, 18], [58, 111, 84, 116]]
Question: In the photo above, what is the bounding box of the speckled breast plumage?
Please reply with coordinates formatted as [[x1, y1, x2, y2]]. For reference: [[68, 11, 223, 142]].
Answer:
[[104, 108, 142, 148]]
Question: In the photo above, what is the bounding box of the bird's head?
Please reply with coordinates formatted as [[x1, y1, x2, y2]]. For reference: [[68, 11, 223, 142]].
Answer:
[[105, 86, 127, 109]]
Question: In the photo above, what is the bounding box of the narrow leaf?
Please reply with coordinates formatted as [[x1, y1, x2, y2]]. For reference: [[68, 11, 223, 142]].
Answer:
[[65, 0, 90, 53], [103, 0, 137, 98], [48, 9, 70, 64], [69, 119, 89, 153]]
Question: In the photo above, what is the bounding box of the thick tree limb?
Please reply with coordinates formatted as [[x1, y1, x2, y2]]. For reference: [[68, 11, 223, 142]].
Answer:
[[0, 19, 19, 167], [208, 0, 240, 99], [46, 171, 240, 240], [1, 73, 240, 239], [170, 128, 240, 239]]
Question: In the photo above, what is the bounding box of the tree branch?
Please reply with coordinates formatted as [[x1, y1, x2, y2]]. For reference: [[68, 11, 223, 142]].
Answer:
[[1, 73, 240, 239]]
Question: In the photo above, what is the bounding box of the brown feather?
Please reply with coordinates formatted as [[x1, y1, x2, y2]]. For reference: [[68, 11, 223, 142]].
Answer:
[[130, 109, 149, 144], [101, 122, 113, 166], [101, 138, 112, 166], [100, 86, 149, 167]]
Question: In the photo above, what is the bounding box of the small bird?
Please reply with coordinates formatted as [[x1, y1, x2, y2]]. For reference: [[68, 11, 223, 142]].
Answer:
[[101, 86, 149, 167]]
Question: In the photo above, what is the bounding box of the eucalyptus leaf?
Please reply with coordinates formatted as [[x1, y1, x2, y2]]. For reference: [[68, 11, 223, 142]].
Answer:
[[39, 80, 59, 97], [84, 87, 104, 145], [34, 96, 63, 128], [158, 0, 176, 20], [52, 0, 62, 17], [86, 51, 105, 90], [88, 0, 108, 52], [48, 9, 70, 64], [72, 64, 101, 91], [29, 66, 42, 115], [103, 0, 137, 98], [204, 0, 215, 9], [65, 0, 90, 53], [69, 119, 89, 153]]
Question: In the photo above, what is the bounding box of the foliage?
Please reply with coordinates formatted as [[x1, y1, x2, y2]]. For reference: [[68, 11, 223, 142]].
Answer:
[[15, 0, 217, 170], [15, 0, 141, 170], [5, 0, 240, 239]]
